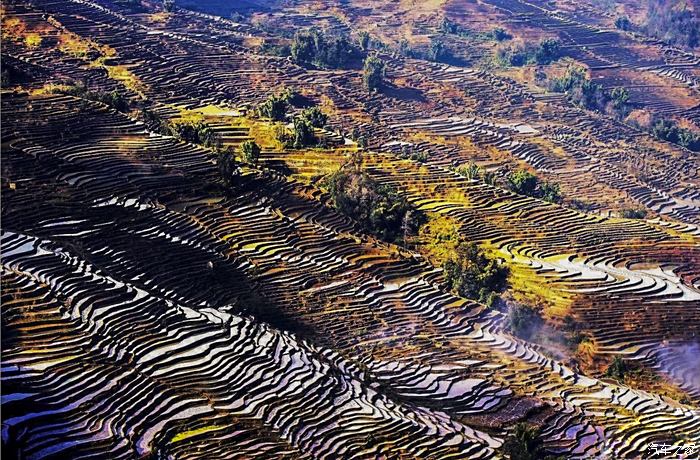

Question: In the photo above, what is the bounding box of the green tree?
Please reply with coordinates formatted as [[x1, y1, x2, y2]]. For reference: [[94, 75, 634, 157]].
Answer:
[[507, 169, 539, 196], [258, 93, 288, 121], [292, 117, 316, 148], [323, 168, 418, 243], [456, 162, 481, 181], [363, 55, 385, 92], [606, 356, 628, 381], [429, 38, 446, 62], [443, 242, 509, 301], [300, 106, 328, 128], [610, 87, 629, 109], [358, 31, 370, 51], [502, 423, 547, 460], [218, 150, 240, 187], [241, 140, 261, 166], [615, 16, 632, 31], [540, 181, 561, 203], [535, 38, 561, 64]]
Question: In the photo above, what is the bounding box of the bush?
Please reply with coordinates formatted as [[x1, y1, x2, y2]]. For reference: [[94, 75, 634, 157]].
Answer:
[[323, 167, 418, 243], [291, 29, 362, 69], [455, 162, 481, 181], [429, 38, 448, 62], [651, 118, 700, 151], [494, 38, 561, 67], [358, 31, 370, 51], [300, 106, 328, 128], [545, 66, 630, 118], [539, 181, 561, 203], [620, 208, 647, 219], [507, 169, 538, 196], [241, 140, 261, 165], [644, 0, 699, 48], [363, 55, 385, 92], [615, 16, 632, 31], [507, 304, 543, 340], [218, 150, 240, 187], [257, 93, 288, 121], [258, 40, 291, 57], [291, 118, 316, 148], [491, 27, 512, 41], [605, 356, 628, 381], [167, 120, 221, 148], [56, 85, 130, 113], [443, 242, 509, 301], [502, 423, 548, 460]]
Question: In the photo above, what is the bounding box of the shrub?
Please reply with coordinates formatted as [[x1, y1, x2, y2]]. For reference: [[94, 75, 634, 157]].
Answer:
[[257, 93, 288, 121], [323, 167, 418, 243], [443, 242, 509, 301], [494, 38, 561, 67], [491, 27, 512, 41], [651, 118, 700, 151], [620, 208, 647, 219], [363, 55, 385, 92], [615, 16, 632, 31], [241, 140, 261, 165], [300, 106, 328, 128], [644, 0, 699, 48], [167, 120, 221, 148], [429, 38, 447, 62], [507, 304, 543, 340], [291, 29, 362, 69], [606, 356, 628, 381], [507, 169, 538, 196], [358, 31, 370, 51], [502, 423, 548, 460], [291, 118, 316, 148], [218, 150, 240, 187], [455, 162, 481, 181], [539, 181, 561, 203]]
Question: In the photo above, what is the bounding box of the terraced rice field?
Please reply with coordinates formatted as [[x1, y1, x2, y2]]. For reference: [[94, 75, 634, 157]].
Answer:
[[2, 0, 699, 458]]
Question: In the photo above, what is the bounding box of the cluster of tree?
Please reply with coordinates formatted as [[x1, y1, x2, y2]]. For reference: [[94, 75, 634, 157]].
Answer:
[[0, 61, 25, 88], [363, 56, 385, 92], [258, 39, 291, 57], [428, 38, 449, 62], [323, 165, 420, 243], [605, 355, 628, 381], [443, 242, 509, 306], [216, 140, 264, 188], [290, 29, 363, 69], [502, 423, 564, 460], [440, 18, 512, 42], [56, 84, 129, 112], [257, 92, 290, 121], [507, 303, 544, 340], [643, 0, 699, 48], [620, 208, 647, 219], [650, 118, 700, 151], [240, 139, 261, 166], [166, 119, 221, 148], [541, 65, 630, 118], [614, 15, 632, 31], [507, 169, 562, 203], [275, 105, 329, 149], [495, 38, 561, 67], [398, 146, 428, 163], [453, 162, 497, 184], [162, 0, 175, 12]]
